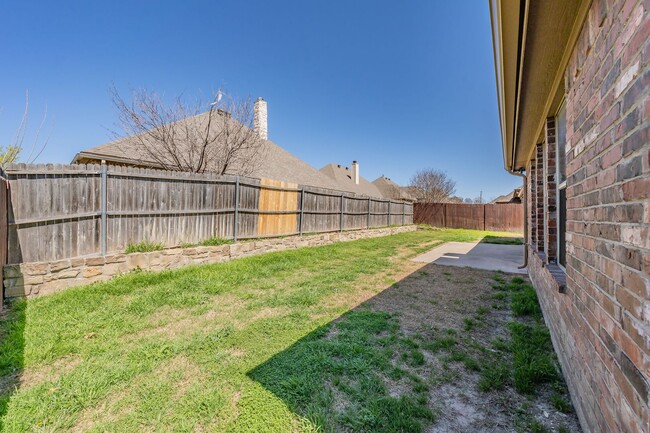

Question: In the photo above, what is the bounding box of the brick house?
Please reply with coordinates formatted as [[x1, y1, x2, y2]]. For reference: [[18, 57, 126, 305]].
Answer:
[[490, 1, 648, 432]]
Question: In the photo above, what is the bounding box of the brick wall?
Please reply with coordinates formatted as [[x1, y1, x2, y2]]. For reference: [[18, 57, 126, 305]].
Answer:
[[535, 143, 545, 251], [526, 0, 649, 432], [544, 117, 558, 263], [529, 158, 537, 246]]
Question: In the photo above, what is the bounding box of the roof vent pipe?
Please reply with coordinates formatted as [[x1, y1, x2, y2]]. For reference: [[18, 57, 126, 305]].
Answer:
[[352, 161, 359, 185]]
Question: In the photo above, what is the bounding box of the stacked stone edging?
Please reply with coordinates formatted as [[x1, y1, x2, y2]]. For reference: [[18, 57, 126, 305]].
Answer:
[[3, 225, 417, 298]]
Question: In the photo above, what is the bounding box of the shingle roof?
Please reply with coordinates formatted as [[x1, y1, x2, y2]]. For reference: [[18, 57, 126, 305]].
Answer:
[[319, 163, 384, 198], [372, 176, 417, 201], [72, 111, 340, 190]]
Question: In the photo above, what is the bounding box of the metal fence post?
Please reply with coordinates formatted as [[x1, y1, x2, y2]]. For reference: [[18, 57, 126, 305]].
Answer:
[[100, 161, 107, 256], [299, 188, 305, 235], [233, 176, 240, 242], [340, 194, 344, 232], [367, 197, 371, 229]]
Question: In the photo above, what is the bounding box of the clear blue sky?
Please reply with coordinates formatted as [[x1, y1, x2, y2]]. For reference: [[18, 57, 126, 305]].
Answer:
[[0, 1, 520, 201]]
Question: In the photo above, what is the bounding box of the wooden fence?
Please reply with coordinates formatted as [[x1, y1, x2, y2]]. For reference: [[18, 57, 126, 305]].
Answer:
[[4, 163, 413, 264], [413, 202, 523, 233]]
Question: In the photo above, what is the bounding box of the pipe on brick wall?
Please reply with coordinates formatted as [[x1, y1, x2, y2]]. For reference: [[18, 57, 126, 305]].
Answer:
[[511, 169, 528, 269]]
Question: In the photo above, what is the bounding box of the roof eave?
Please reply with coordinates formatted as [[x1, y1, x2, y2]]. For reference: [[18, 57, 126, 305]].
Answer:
[[489, 0, 525, 173]]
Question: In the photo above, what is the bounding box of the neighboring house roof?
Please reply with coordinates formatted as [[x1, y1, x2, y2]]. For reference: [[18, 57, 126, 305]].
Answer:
[[319, 164, 384, 198], [490, 1, 590, 172], [372, 176, 417, 201], [490, 188, 522, 204], [72, 112, 340, 191]]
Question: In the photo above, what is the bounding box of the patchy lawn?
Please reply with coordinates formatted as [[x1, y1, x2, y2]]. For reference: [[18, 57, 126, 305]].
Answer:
[[0, 228, 578, 432]]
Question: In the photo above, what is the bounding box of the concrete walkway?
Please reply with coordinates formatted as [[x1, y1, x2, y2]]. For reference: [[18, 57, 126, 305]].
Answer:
[[411, 241, 527, 274]]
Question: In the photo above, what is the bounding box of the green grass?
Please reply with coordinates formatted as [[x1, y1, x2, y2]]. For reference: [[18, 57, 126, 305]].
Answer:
[[511, 284, 543, 318], [1, 229, 470, 433], [182, 237, 234, 248], [480, 235, 523, 245], [125, 240, 165, 254], [484, 276, 563, 398]]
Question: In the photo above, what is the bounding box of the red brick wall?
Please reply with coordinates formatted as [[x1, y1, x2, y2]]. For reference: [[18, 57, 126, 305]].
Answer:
[[544, 118, 558, 263], [529, 158, 537, 246], [526, 0, 650, 432], [535, 143, 545, 251]]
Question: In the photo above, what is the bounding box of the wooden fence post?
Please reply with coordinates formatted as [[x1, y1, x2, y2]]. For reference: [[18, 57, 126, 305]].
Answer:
[[402, 202, 405, 226], [387, 200, 391, 226], [340, 194, 344, 232], [299, 188, 305, 235], [233, 176, 240, 242], [483, 205, 486, 231], [367, 198, 371, 229], [100, 161, 107, 256]]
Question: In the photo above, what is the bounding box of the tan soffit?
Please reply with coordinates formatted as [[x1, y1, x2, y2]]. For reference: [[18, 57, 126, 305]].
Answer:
[[490, 0, 591, 171]]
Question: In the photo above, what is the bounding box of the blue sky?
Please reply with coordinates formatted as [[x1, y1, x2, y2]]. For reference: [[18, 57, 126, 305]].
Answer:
[[0, 1, 520, 201]]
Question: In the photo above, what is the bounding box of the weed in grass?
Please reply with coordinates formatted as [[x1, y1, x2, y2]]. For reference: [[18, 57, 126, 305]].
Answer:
[[444, 351, 480, 372], [492, 292, 507, 300], [424, 336, 456, 352], [198, 237, 233, 247], [463, 318, 475, 331], [478, 363, 509, 391], [558, 425, 570, 433], [510, 322, 558, 394], [491, 337, 511, 352], [125, 240, 165, 254], [410, 351, 426, 367], [528, 419, 550, 433], [512, 285, 542, 318], [550, 392, 572, 413], [492, 303, 502, 310], [476, 306, 489, 316]]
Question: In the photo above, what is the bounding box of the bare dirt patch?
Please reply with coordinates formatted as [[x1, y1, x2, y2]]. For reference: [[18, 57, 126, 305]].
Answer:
[[365, 263, 582, 433]]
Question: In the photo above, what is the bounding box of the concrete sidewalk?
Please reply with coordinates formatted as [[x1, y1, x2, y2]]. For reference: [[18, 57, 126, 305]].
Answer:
[[411, 241, 527, 274]]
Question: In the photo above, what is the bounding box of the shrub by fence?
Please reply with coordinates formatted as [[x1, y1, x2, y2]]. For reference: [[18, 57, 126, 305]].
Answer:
[[3, 163, 413, 264], [414, 202, 523, 233]]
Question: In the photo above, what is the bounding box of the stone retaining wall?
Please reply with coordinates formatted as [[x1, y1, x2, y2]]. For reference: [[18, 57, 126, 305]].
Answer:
[[3, 225, 417, 298]]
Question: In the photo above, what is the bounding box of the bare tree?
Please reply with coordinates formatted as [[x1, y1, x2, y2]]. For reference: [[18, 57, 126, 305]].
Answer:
[[1, 91, 50, 168], [110, 85, 265, 175], [409, 168, 456, 203]]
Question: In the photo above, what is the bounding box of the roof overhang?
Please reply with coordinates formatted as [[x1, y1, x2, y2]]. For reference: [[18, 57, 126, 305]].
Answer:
[[489, 0, 591, 172]]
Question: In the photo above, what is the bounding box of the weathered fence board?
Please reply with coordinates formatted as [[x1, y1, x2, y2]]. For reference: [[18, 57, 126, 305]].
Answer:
[[414, 202, 523, 233], [4, 163, 413, 264], [0, 175, 7, 302]]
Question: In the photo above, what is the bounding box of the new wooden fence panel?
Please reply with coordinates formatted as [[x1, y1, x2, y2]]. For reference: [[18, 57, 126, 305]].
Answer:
[[413, 203, 445, 227], [413, 202, 522, 233], [257, 178, 298, 237], [445, 204, 484, 230], [484, 203, 523, 232]]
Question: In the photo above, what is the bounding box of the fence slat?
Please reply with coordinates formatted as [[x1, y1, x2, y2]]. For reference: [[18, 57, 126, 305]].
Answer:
[[414, 202, 523, 233]]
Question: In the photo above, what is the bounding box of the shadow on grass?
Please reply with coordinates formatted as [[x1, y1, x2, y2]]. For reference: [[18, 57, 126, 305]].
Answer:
[[0, 299, 26, 430], [247, 264, 446, 433]]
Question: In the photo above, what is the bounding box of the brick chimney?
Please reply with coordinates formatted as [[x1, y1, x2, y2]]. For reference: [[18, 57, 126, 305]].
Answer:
[[254, 97, 268, 140], [352, 161, 359, 185]]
